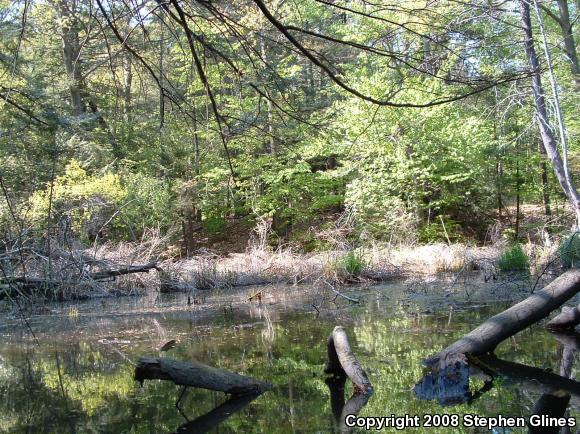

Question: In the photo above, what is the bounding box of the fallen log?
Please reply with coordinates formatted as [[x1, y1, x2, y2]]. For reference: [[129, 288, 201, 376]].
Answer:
[[134, 357, 271, 396], [427, 269, 580, 367], [325, 326, 373, 394], [89, 261, 160, 280], [0, 262, 160, 294], [547, 304, 580, 330]]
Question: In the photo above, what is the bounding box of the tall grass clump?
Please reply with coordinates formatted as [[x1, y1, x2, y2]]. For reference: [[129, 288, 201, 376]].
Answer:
[[558, 233, 580, 269], [497, 244, 529, 272], [340, 251, 365, 277]]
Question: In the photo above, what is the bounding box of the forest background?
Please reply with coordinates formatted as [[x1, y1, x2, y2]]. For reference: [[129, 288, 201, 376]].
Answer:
[[1, 0, 579, 297]]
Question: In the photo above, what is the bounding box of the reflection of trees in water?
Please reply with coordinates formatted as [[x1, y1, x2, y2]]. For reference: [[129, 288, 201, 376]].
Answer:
[[414, 331, 580, 434], [2, 306, 579, 432]]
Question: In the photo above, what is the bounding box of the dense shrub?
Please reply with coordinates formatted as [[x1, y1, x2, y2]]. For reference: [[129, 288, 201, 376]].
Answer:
[[340, 251, 365, 277], [202, 217, 228, 234], [497, 244, 529, 272], [418, 216, 462, 243], [26, 160, 175, 242]]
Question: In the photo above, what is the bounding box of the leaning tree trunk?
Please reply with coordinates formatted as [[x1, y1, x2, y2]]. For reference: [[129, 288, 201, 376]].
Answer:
[[520, 0, 580, 226], [556, 0, 580, 90], [428, 269, 580, 367]]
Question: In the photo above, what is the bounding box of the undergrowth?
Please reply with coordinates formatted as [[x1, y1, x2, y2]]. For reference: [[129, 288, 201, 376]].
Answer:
[[558, 233, 580, 269], [497, 244, 529, 272]]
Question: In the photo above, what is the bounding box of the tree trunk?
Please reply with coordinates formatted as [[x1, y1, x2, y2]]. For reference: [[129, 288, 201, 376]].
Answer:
[[515, 145, 521, 239], [55, 0, 85, 116], [427, 269, 580, 367], [519, 0, 580, 225], [547, 304, 580, 330], [538, 140, 552, 217], [325, 326, 373, 394], [123, 49, 132, 123], [560, 346, 576, 378], [556, 0, 580, 90]]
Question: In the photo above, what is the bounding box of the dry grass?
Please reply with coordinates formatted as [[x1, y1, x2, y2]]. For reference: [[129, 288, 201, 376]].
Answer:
[[3, 208, 574, 301]]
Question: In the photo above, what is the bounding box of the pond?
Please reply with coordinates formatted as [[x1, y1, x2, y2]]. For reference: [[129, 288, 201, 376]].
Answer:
[[0, 278, 578, 433]]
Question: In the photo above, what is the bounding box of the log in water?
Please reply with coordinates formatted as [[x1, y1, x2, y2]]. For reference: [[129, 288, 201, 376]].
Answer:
[[134, 357, 271, 396], [427, 269, 580, 367]]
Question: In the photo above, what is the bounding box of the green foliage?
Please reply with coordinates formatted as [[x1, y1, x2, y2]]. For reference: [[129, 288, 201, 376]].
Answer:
[[117, 173, 176, 240], [340, 250, 365, 277], [26, 160, 175, 242], [419, 217, 462, 243], [1, 0, 578, 251], [558, 233, 580, 269], [202, 216, 227, 234], [28, 160, 126, 241], [497, 244, 529, 272]]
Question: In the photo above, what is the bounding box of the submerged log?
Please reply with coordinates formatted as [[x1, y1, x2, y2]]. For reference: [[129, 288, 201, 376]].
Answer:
[[427, 269, 580, 367], [134, 357, 271, 396], [325, 326, 373, 394], [547, 304, 580, 330], [325, 374, 371, 433], [413, 353, 472, 405]]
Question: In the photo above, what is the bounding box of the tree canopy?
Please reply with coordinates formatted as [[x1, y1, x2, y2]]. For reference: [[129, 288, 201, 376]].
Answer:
[[1, 0, 579, 249]]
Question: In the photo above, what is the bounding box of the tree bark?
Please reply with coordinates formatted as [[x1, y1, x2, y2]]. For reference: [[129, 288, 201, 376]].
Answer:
[[427, 269, 580, 367], [554, 0, 580, 90], [325, 326, 373, 394], [547, 304, 580, 330], [134, 357, 271, 395], [519, 0, 580, 225]]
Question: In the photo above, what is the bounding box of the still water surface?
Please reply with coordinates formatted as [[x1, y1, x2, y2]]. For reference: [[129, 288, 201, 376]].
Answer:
[[0, 280, 577, 433]]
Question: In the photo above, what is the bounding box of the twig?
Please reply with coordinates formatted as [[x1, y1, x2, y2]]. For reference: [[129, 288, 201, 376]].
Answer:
[[324, 281, 359, 303]]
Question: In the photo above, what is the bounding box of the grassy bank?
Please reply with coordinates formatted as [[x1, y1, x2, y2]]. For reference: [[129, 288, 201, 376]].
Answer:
[[2, 236, 574, 302]]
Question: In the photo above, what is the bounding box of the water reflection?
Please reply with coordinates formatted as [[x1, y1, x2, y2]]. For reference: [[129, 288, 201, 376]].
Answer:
[[0, 282, 578, 433], [326, 376, 371, 433], [175, 392, 262, 434]]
